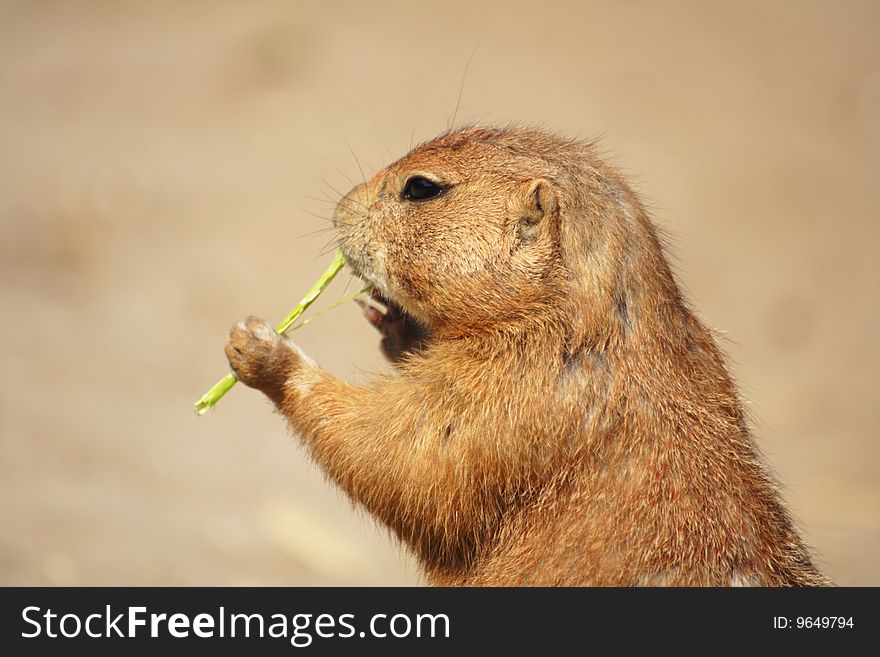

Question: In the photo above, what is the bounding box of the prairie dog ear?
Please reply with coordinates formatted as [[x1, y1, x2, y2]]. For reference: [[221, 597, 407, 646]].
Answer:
[[521, 178, 557, 221], [515, 178, 558, 243]]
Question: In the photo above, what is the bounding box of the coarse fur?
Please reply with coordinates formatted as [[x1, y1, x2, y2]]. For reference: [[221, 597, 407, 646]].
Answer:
[[225, 126, 830, 586]]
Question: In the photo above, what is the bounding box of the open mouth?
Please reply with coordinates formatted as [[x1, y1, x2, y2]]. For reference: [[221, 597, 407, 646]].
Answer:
[[358, 285, 431, 361]]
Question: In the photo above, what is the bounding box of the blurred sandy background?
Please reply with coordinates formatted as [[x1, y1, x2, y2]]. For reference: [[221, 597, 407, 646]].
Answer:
[[0, 0, 877, 586]]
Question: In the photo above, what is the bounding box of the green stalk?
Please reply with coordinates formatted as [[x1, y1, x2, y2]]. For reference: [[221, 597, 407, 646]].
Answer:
[[287, 286, 371, 331], [194, 250, 346, 416]]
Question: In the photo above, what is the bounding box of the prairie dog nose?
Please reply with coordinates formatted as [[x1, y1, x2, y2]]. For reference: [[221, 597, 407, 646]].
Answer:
[[333, 182, 368, 228]]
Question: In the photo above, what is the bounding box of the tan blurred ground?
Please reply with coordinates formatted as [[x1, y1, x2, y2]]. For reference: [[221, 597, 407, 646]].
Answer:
[[0, 0, 877, 586]]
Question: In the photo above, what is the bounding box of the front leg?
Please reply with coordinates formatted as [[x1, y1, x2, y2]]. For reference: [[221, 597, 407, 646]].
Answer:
[[224, 316, 318, 406], [223, 315, 513, 573]]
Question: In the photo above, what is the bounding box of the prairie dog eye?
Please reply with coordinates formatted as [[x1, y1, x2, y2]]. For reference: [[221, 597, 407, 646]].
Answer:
[[402, 176, 444, 201]]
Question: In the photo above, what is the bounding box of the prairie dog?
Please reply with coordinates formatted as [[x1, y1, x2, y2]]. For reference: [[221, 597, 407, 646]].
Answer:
[[225, 126, 829, 586]]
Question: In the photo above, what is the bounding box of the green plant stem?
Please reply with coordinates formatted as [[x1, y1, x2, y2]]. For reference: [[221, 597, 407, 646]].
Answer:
[[193, 249, 346, 416]]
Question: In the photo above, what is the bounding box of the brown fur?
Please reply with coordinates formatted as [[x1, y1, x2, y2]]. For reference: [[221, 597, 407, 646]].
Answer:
[[225, 126, 830, 586]]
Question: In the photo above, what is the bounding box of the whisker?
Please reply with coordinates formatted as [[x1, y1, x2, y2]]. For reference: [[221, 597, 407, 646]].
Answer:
[[337, 169, 359, 191], [302, 196, 342, 210], [322, 178, 369, 211], [317, 234, 342, 258], [290, 225, 337, 240], [341, 272, 355, 295], [345, 140, 368, 187], [448, 42, 480, 132], [295, 205, 335, 225]]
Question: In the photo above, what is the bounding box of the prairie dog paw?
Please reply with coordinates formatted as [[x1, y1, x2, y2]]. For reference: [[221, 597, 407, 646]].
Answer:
[[225, 316, 307, 401]]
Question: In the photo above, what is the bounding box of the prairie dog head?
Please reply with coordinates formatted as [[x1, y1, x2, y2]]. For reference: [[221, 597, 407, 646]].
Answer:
[[335, 127, 661, 345]]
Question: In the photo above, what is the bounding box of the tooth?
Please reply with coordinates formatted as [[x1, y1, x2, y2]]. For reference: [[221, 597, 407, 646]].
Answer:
[[358, 295, 388, 316]]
